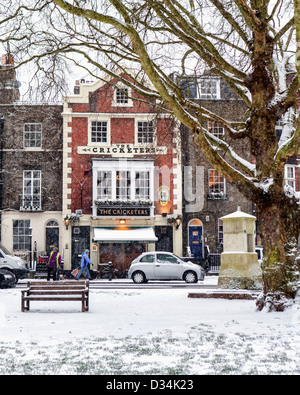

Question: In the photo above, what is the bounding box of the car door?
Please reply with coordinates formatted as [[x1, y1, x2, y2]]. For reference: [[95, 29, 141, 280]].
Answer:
[[139, 253, 156, 279], [155, 253, 181, 279]]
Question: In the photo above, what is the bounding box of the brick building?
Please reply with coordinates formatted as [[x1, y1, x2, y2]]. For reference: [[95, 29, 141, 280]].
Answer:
[[62, 74, 182, 271], [180, 74, 300, 260], [180, 75, 255, 259], [0, 55, 63, 264]]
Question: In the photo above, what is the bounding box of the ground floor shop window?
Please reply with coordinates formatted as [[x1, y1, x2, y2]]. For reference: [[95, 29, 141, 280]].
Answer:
[[99, 242, 145, 273]]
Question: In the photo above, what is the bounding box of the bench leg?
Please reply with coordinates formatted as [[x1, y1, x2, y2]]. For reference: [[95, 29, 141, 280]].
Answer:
[[21, 293, 30, 312]]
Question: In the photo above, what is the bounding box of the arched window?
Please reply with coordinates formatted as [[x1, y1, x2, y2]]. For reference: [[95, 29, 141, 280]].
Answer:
[[188, 219, 203, 227], [46, 220, 59, 228]]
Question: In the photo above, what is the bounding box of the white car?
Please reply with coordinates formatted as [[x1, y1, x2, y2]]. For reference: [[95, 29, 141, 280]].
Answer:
[[128, 252, 205, 284]]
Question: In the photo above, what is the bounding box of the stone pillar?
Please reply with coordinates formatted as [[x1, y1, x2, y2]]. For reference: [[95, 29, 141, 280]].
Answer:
[[218, 207, 262, 290]]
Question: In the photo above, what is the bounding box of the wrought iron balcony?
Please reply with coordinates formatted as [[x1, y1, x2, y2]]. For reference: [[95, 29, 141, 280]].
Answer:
[[20, 195, 42, 211]]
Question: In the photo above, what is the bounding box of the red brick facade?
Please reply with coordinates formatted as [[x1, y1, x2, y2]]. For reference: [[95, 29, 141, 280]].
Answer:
[[62, 75, 182, 270]]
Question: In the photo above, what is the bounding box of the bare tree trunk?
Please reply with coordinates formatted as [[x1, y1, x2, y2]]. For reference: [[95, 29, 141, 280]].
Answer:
[[256, 189, 300, 311]]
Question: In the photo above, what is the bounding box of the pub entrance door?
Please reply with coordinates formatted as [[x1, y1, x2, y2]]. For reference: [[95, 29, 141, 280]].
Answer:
[[71, 226, 90, 270]]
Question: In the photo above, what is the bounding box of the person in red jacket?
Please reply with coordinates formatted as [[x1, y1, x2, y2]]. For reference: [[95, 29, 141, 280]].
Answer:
[[47, 247, 62, 281]]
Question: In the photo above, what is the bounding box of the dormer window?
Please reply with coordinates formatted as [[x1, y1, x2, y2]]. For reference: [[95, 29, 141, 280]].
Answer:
[[116, 88, 129, 104], [112, 84, 133, 107], [179, 76, 221, 100], [199, 78, 220, 100]]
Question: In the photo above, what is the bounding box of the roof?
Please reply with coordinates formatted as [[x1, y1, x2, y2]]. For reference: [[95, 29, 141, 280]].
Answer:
[[221, 207, 256, 221]]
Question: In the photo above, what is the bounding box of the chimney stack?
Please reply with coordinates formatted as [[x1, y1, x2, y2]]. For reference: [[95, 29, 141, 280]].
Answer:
[[1, 54, 14, 66], [0, 54, 20, 104]]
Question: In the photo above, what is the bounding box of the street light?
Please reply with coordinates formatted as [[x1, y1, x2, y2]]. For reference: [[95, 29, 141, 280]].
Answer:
[[175, 216, 182, 230], [64, 215, 70, 230]]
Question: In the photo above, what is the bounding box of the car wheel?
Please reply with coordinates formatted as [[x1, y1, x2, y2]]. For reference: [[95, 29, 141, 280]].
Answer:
[[184, 271, 198, 283], [132, 271, 146, 284]]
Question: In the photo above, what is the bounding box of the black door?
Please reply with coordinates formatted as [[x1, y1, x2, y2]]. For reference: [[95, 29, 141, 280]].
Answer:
[[46, 227, 59, 255], [71, 226, 90, 270], [155, 226, 173, 252]]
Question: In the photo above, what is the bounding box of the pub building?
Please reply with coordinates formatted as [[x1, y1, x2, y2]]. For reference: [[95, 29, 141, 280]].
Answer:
[[61, 74, 183, 273]]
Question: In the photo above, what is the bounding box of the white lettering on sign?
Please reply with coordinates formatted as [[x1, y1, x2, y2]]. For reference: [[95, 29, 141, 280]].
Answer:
[[77, 144, 168, 157]]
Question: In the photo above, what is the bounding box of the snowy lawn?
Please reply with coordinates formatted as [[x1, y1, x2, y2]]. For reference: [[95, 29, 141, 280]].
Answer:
[[0, 278, 300, 375]]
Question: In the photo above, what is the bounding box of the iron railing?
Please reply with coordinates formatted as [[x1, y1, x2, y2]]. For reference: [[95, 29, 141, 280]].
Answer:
[[20, 195, 42, 211], [209, 253, 221, 273]]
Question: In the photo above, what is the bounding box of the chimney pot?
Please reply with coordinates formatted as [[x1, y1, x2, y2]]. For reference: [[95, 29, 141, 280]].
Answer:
[[1, 54, 14, 65]]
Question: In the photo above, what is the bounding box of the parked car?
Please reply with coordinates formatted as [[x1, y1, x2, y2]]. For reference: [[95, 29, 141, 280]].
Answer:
[[0, 243, 29, 282], [0, 269, 16, 288], [128, 252, 205, 284]]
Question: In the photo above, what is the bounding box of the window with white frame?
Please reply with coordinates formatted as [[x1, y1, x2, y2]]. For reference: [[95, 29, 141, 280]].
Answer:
[[91, 121, 108, 143], [112, 85, 133, 107], [96, 169, 151, 201], [22, 170, 41, 210], [13, 220, 31, 250], [208, 169, 226, 197], [116, 87, 129, 104], [207, 121, 224, 138], [116, 171, 131, 200], [137, 121, 155, 144], [97, 171, 112, 200], [285, 165, 296, 190], [24, 123, 42, 148], [93, 160, 154, 214], [199, 78, 221, 100], [135, 171, 150, 200]]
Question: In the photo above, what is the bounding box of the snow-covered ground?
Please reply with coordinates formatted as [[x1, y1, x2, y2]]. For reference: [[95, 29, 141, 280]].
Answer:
[[0, 276, 300, 375]]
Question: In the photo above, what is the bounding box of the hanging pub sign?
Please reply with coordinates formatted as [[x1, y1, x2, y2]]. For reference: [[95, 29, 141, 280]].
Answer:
[[158, 186, 170, 207]]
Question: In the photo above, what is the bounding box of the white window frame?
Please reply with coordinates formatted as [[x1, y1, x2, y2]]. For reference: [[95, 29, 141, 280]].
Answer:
[[135, 118, 157, 145], [207, 121, 224, 138], [112, 83, 133, 108], [208, 169, 226, 196], [88, 116, 111, 146], [92, 160, 154, 216], [13, 220, 31, 251], [23, 123, 42, 149], [199, 78, 221, 100], [285, 165, 296, 191], [22, 170, 42, 210]]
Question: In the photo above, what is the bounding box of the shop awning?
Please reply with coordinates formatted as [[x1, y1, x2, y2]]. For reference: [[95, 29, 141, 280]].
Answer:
[[93, 227, 158, 243]]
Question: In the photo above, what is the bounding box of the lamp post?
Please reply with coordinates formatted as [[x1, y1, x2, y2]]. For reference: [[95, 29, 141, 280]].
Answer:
[[64, 215, 70, 230], [175, 215, 182, 230]]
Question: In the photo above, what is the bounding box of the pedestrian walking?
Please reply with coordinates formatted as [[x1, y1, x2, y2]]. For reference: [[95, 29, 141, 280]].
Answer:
[[47, 247, 62, 281], [76, 249, 94, 280]]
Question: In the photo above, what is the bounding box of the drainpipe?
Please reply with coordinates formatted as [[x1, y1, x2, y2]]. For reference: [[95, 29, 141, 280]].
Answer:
[[0, 116, 4, 242]]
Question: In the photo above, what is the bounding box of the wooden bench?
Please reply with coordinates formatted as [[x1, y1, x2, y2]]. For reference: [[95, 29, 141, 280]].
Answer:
[[21, 280, 89, 312]]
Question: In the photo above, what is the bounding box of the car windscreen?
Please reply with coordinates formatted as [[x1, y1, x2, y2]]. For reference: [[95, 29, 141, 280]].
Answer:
[[0, 243, 13, 256]]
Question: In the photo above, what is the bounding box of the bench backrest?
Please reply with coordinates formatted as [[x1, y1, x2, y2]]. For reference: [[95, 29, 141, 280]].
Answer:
[[26, 280, 89, 290]]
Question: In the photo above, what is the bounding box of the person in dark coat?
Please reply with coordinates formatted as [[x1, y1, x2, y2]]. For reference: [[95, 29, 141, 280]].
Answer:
[[47, 247, 62, 281]]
